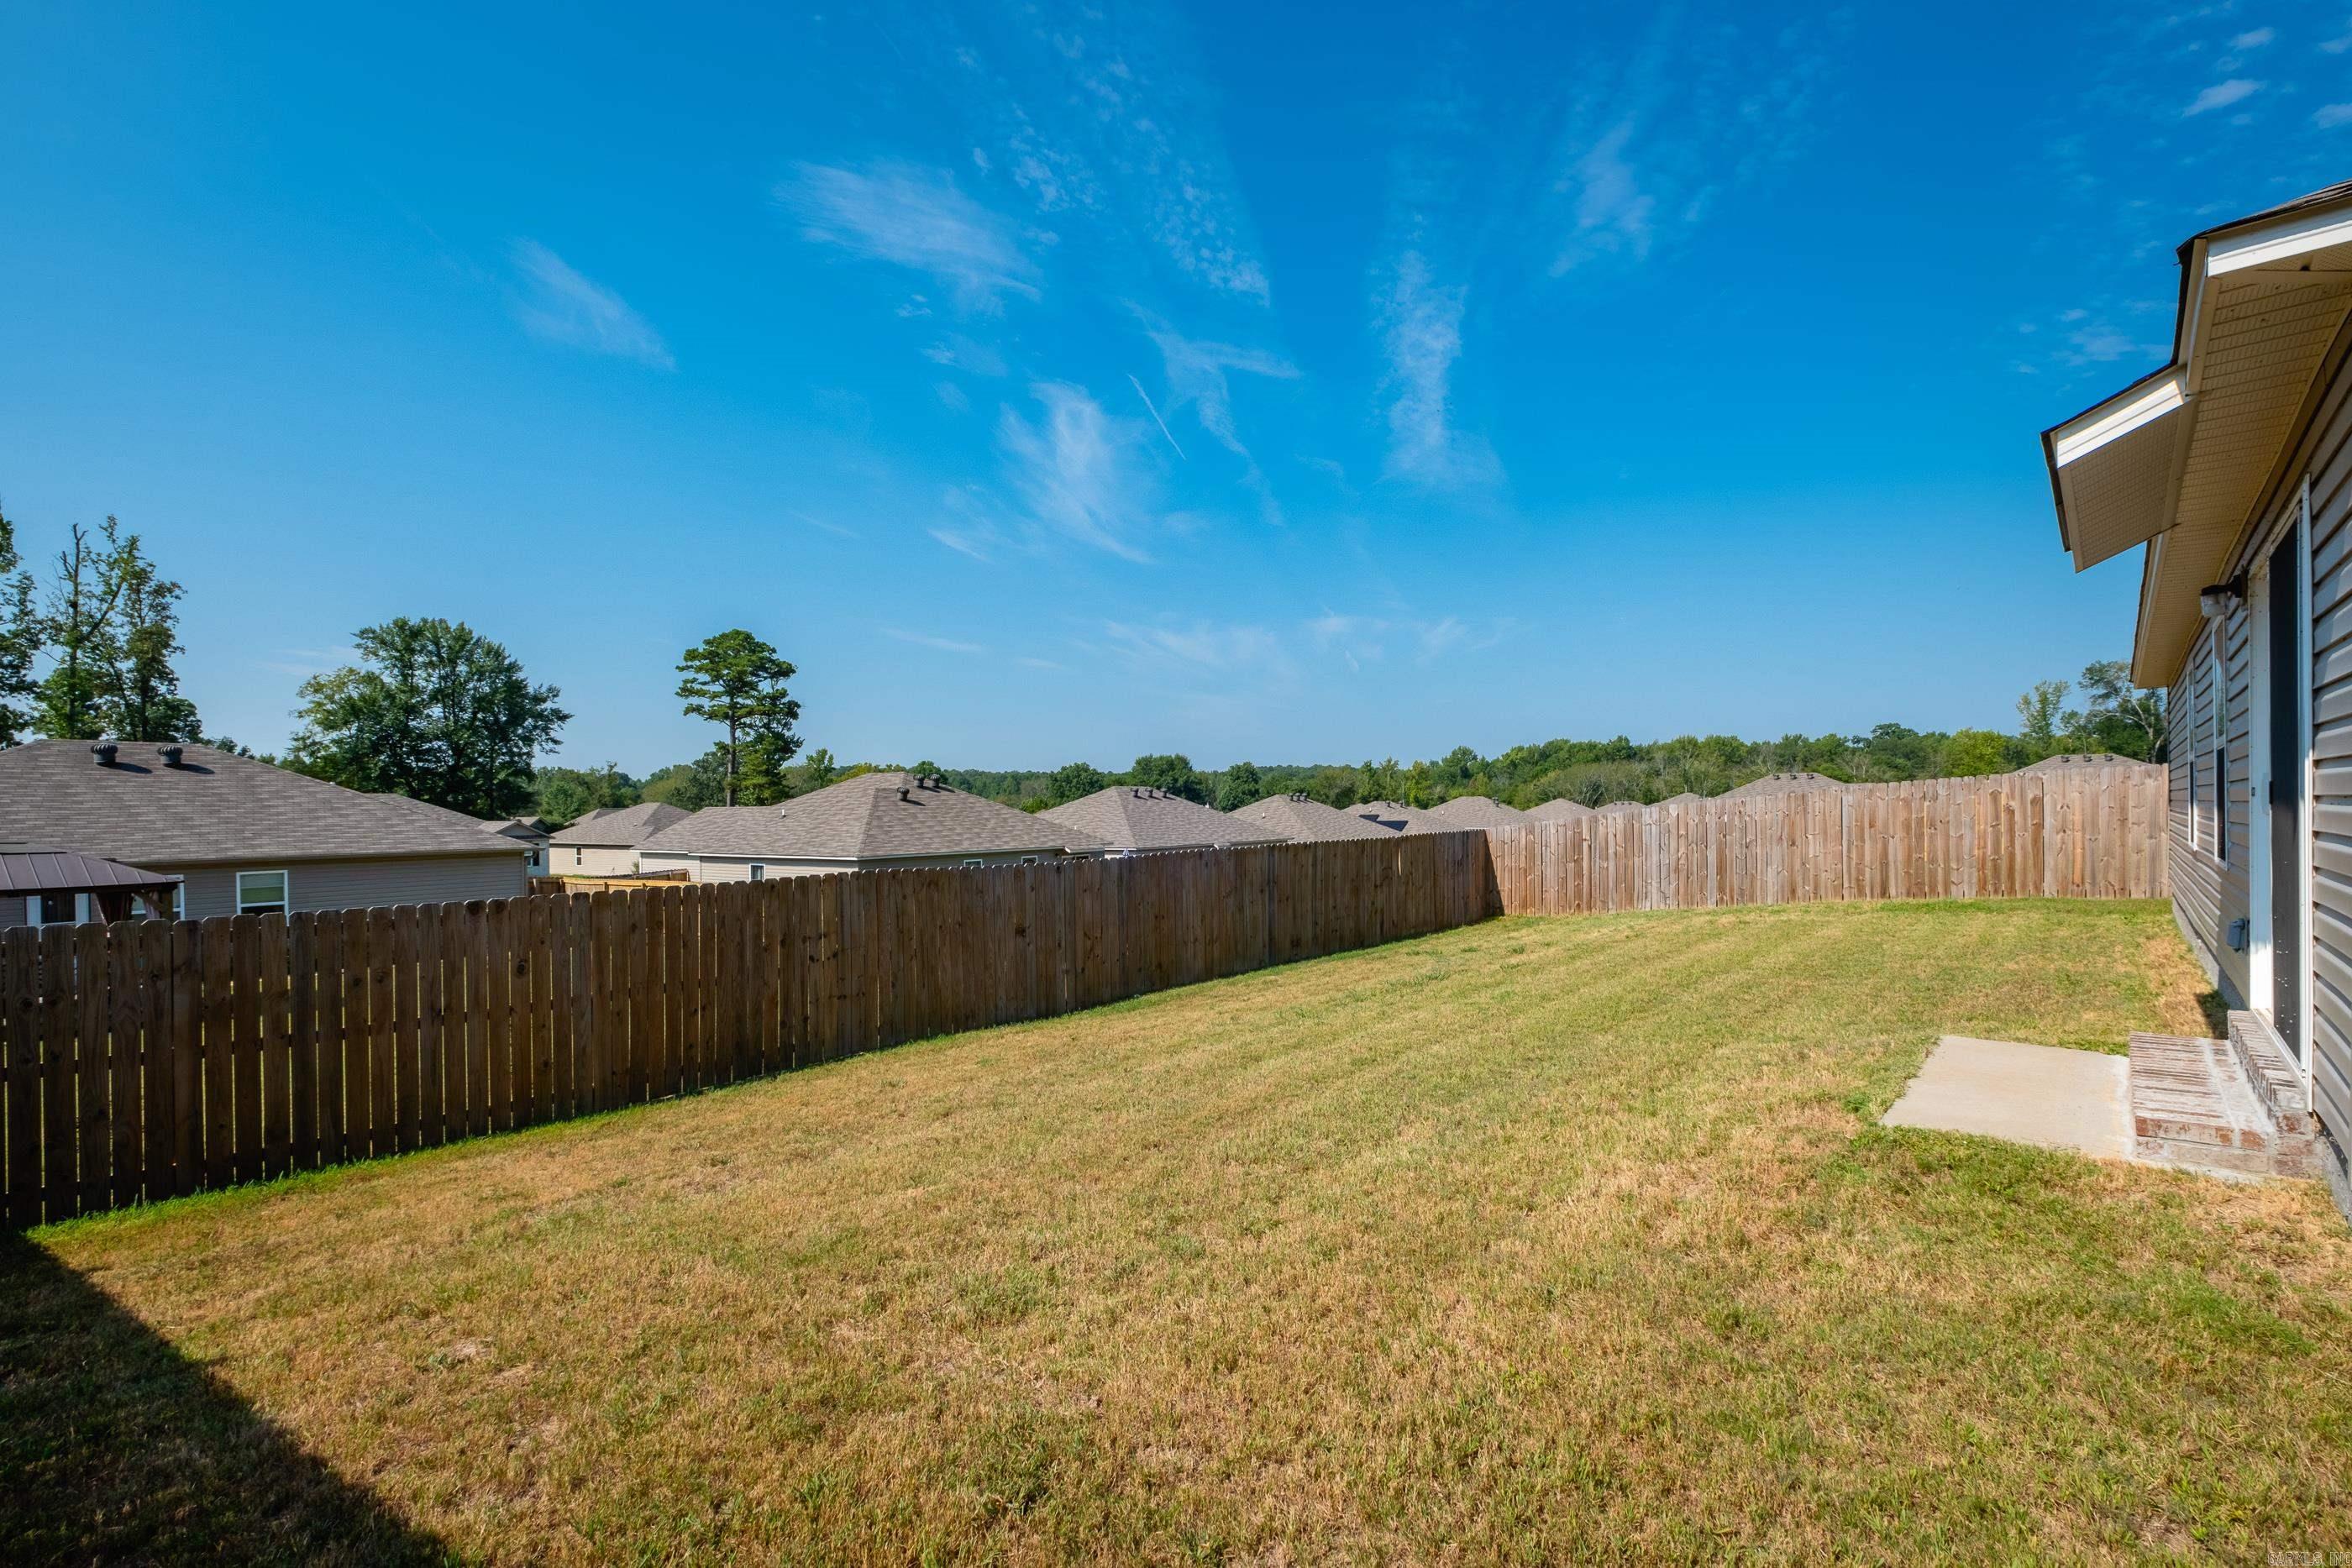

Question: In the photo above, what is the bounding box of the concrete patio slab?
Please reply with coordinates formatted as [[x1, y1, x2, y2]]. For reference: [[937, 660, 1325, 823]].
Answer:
[[1882, 1036, 2130, 1159]]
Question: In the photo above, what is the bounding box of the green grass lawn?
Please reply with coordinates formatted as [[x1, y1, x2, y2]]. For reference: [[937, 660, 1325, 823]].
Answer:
[[6, 899, 2349, 1565]]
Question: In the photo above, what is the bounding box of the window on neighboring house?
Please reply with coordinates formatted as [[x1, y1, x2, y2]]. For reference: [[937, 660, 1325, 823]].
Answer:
[[574, 847, 584, 868], [963, 858, 984, 868], [235, 869, 289, 916], [2211, 649, 2229, 863], [749, 864, 765, 881], [29, 892, 81, 927]]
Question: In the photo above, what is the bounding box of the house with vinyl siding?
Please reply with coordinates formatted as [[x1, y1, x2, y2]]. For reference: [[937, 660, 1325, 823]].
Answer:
[[545, 801, 690, 877], [2044, 179, 2352, 1214], [0, 740, 528, 924]]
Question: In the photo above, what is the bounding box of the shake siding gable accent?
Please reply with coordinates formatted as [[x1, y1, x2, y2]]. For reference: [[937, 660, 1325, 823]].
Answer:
[[2304, 366, 2352, 1156]]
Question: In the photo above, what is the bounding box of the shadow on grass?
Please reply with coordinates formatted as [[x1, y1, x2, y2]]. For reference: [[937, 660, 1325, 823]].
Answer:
[[0, 1231, 450, 1566], [2198, 988, 2230, 1039]]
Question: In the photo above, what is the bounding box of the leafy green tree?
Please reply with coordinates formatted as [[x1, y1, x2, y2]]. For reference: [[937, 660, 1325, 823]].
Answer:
[[1940, 728, 2010, 777], [643, 749, 732, 811], [533, 763, 639, 826], [1047, 761, 1109, 804], [676, 629, 802, 807], [2013, 679, 2076, 758], [0, 506, 37, 746], [95, 529, 199, 742], [1216, 760, 1263, 810], [801, 747, 840, 789], [1127, 753, 1207, 802], [2077, 660, 2166, 762], [35, 520, 123, 740], [289, 616, 569, 817]]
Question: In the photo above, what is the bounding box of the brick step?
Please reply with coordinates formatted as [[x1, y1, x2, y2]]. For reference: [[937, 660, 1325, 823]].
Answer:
[[2128, 1031, 2321, 1179]]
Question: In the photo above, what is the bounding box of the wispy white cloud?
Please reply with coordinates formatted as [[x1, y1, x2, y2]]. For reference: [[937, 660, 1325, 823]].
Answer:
[[924, 333, 1008, 375], [996, 382, 1161, 561], [787, 506, 857, 538], [2185, 77, 2264, 114], [507, 240, 674, 370], [935, 380, 972, 412], [1305, 610, 1506, 671], [923, 1, 1271, 302], [778, 161, 1041, 310], [2318, 102, 2352, 127], [1100, 618, 1283, 670], [1551, 118, 1656, 273], [1136, 318, 1299, 520], [1014, 655, 1064, 670], [885, 627, 988, 654], [2328, 24, 2352, 53], [1128, 375, 1187, 459], [1376, 252, 1499, 490], [2231, 26, 2276, 48]]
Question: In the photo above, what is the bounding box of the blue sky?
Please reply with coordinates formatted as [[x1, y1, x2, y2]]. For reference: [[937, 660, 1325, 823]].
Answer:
[[5, 3, 2349, 775]]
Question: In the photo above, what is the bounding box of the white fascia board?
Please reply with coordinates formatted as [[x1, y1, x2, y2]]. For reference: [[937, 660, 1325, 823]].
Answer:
[[2050, 370, 2188, 467], [2208, 204, 2352, 275]]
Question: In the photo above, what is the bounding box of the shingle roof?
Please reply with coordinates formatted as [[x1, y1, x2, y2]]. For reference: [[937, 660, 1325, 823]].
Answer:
[[637, 773, 1106, 861], [1722, 772, 1840, 798], [1526, 798, 1596, 821], [1425, 794, 1526, 829], [2017, 753, 2124, 773], [1349, 800, 1456, 835], [1224, 794, 1398, 842], [0, 846, 181, 895], [0, 741, 527, 867], [1037, 787, 1284, 852], [547, 800, 690, 847], [1598, 800, 1645, 815]]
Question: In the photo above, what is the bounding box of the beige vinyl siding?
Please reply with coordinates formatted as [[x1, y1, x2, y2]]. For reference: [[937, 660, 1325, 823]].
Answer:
[[554, 844, 642, 878], [160, 854, 525, 920], [2303, 356, 2352, 1162], [2170, 606, 2253, 1004]]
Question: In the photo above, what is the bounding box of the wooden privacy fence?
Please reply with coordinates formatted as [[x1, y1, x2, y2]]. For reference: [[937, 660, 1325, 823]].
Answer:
[[1487, 764, 2168, 915], [1, 832, 1494, 1225]]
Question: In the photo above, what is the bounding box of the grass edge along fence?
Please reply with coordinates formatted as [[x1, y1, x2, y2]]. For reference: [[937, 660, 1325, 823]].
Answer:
[[0, 764, 2165, 1226], [2, 832, 1494, 1225]]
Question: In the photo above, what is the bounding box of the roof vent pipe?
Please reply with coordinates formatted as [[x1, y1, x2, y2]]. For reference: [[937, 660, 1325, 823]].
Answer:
[[90, 742, 118, 768], [159, 744, 183, 768], [899, 786, 911, 801]]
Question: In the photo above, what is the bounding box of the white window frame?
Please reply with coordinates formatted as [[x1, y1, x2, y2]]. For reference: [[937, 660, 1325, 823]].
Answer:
[[234, 868, 291, 916], [749, 863, 765, 881], [2187, 750, 2202, 851], [574, 847, 584, 868]]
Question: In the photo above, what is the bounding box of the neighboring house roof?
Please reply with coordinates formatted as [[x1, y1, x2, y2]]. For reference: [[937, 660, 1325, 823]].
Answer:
[[0, 741, 527, 868], [2017, 753, 2123, 773], [1037, 787, 1284, 852], [1525, 798, 1596, 821], [1225, 794, 1397, 842], [1723, 772, 1840, 798], [1598, 800, 1645, 815], [481, 816, 550, 843], [0, 846, 181, 896], [547, 800, 690, 847], [1350, 800, 1456, 835], [1658, 793, 1705, 805], [2042, 180, 2352, 684], [636, 772, 1105, 862], [1425, 795, 1526, 829]]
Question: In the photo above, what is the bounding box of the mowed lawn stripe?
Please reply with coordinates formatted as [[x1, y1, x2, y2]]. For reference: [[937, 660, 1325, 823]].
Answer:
[[6, 899, 2349, 1565]]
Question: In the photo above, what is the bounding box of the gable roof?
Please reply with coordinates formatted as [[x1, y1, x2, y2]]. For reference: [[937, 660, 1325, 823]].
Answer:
[[547, 800, 690, 847], [1037, 787, 1284, 852], [1425, 794, 1526, 829], [1349, 800, 1456, 835], [2017, 752, 2124, 773], [0, 741, 526, 867], [1526, 798, 1596, 821], [637, 772, 1105, 862], [2042, 181, 2352, 684], [1722, 772, 1839, 798], [1598, 800, 1645, 815], [1225, 793, 1398, 842]]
